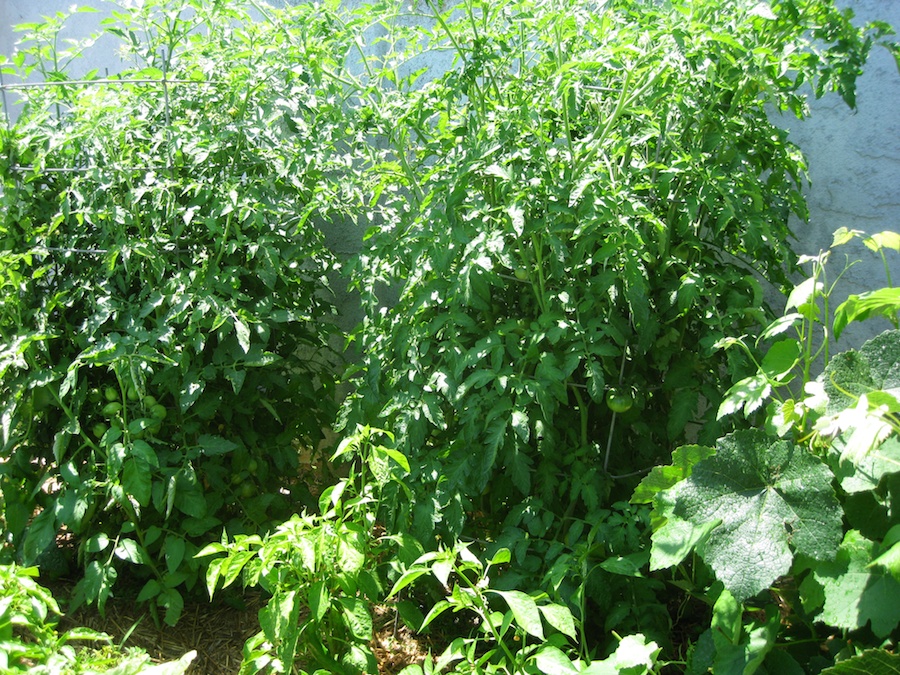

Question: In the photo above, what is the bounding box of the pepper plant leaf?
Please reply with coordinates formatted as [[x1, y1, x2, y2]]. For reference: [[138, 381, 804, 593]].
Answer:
[[652, 429, 842, 601]]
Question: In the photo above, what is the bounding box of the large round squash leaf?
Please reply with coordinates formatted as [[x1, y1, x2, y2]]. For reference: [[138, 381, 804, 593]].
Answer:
[[653, 429, 842, 601]]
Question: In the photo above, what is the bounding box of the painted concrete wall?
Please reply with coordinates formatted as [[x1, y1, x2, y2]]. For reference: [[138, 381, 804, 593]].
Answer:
[[2, 0, 899, 348], [779, 0, 900, 348]]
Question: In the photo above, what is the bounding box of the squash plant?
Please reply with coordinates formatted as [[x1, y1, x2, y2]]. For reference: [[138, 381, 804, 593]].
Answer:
[[639, 230, 900, 672], [0, 0, 362, 622]]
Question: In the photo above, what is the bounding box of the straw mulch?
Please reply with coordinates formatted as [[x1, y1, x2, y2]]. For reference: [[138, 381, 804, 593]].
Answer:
[[51, 577, 431, 674], [55, 581, 263, 674]]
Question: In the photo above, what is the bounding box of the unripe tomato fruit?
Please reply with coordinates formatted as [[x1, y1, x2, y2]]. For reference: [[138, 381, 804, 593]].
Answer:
[[150, 404, 167, 420], [102, 401, 123, 418], [104, 386, 119, 402], [92, 422, 108, 439], [126, 386, 140, 402], [606, 387, 634, 414], [514, 267, 528, 281], [142, 395, 157, 409]]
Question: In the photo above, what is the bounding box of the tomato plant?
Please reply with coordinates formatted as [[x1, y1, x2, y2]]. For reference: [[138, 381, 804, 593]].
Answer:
[[343, 0, 895, 544], [0, 0, 362, 622]]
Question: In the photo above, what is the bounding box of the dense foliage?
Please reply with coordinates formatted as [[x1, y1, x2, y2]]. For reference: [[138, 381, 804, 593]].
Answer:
[[0, 1, 357, 622], [1, 0, 900, 674], [342, 0, 893, 547]]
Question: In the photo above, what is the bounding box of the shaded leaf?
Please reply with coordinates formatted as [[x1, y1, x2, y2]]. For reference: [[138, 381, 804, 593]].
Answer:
[[812, 530, 900, 638]]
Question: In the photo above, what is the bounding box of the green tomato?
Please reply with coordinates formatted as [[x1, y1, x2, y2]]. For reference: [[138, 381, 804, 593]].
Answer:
[[126, 386, 140, 402], [606, 387, 634, 414], [247, 458, 259, 475], [102, 401, 123, 418], [150, 404, 167, 420], [142, 395, 158, 409], [104, 386, 120, 402], [240, 482, 257, 498], [92, 422, 108, 439], [514, 266, 529, 281]]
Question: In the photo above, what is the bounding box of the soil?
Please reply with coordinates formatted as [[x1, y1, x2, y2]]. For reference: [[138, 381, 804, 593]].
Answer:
[[49, 575, 433, 674]]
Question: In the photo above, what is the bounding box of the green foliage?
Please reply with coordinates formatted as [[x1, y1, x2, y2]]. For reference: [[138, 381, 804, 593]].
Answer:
[[649, 429, 842, 601], [342, 0, 896, 559], [3, 0, 900, 672], [0, 563, 195, 674], [644, 231, 900, 670], [199, 426, 407, 674], [388, 542, 644, 675], [0, 0, 357, 619], [820, 649, 900, 675]]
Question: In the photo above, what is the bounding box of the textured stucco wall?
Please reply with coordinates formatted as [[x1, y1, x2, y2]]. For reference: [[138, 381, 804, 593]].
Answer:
[[2, 0, 900, 347], [779, 0, 900, 349]]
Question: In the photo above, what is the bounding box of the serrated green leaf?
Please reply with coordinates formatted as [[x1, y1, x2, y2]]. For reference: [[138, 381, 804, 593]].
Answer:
[[197, 434, 238, 456], [114, 538, 147, 565], [586, 359, 606, 403], [834, 288, 900, 340], [717, 374, 771, 419], [22, 507, 58, 566], [234, 317, 251, 353], [820, 649, 900, 674], [661, 430, 841, 600], [865, 231, 900, 254], [122, 458, 151, 506], [813, 530, 900, 638], [599, 551, 649, 578], [667, 389, 699, 441], [831, 436, 900, 493], [822, 331, 900, 415], [650, 515, 720, 571], [633, 444, 716, 504]]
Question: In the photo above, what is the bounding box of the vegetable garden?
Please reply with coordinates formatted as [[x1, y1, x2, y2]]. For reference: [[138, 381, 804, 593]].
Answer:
[[2, 0, 900, 672]]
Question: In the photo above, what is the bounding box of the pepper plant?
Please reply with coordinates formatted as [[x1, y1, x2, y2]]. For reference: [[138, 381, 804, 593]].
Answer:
[[0, 0, 364, 622]]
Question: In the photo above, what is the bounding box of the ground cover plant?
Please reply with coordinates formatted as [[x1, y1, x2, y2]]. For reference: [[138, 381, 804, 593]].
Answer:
[[1, 0, 900, 673], [637, 229, 900, 673]]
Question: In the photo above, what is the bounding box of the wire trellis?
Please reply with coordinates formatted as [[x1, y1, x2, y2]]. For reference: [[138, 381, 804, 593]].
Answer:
[[0, 49, 220, 259], [0, 48, 219, 177]]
